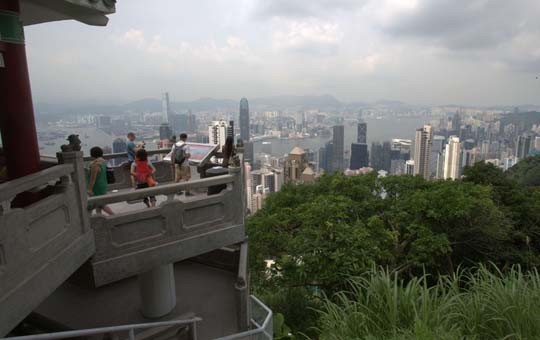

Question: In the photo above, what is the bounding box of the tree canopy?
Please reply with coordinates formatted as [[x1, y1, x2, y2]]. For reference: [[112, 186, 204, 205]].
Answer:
[[248, 160, 540, 336]]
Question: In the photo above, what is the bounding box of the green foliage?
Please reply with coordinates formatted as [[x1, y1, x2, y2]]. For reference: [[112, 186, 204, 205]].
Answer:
[[506, 155, 540, 187], [318, 265, 540, 340], [248, 165, 540, 337]]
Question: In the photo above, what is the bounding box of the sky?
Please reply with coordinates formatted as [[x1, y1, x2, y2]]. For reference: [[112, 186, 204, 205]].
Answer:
[[25, 0, 540, 106]]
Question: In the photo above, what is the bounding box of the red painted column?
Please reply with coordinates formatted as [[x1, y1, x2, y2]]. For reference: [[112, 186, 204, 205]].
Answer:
[[0, 0, 41, 180]]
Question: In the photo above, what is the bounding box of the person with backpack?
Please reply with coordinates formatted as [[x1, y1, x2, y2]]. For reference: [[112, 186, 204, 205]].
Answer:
[[87, 146, 114, 215], [131, 148, 157, 207], [171, 133, 193, 196]]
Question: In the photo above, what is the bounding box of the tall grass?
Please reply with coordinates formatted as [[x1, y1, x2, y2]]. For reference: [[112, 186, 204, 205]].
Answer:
[[317, 265, 540, 340]]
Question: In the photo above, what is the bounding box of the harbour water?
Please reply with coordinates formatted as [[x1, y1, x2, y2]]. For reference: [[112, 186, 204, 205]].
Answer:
[[38, 116, 431, 158]]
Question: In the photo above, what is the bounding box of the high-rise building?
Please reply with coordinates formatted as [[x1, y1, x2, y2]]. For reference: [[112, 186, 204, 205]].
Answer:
[[430, 135, 445, 179], [170, 114, 188, 135], [239, 98, 250, 142], [443, 136, 461, 180], [357, 122, 367, 144], [390, 139, 412, 175], [112, 138, 127, 166], [516, 135, 532, 159], [159, 123, 173, 141], [162, 92, 172, 124], [350, 143, 369, 170], [208, 120, 231, 151], [405, 160, 415, 175], [332, 125, 345, 172], [534, 136, 540, 151], [187, 112, 197, 133], [319, 141, 334, 172], [413, 125, 433, 180], [370, 141, 392, 171]]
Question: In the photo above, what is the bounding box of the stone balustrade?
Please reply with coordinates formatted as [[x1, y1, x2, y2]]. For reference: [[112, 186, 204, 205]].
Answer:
[[0, 152, 95, 336], [84, 168, 245, 286]]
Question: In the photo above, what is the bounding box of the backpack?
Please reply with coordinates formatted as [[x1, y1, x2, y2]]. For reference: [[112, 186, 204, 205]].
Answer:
[[134, 159, 152, 183], [173, 144, 187, 165]]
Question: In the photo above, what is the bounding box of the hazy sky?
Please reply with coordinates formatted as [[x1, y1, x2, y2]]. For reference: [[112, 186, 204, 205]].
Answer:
[[25, 0, 540, 106]]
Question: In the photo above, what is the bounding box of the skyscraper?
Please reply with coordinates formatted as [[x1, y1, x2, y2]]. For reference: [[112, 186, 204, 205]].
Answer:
[[357, 122, 367, 144], [390, 139, 412, 175], [516, 135, 532, 159], [239, 98, 250, 142], [112, 138, 127, 166], [413, 125, 433, 180], [332, 125, 345, 172], [162, 92, 172, 124], [228, 120, 235, 140], [443, 136, 461, 180], [350, 143, 369, 170]]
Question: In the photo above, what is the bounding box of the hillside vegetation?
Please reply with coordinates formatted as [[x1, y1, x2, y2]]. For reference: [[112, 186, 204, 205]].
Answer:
[[247, 158, 540, 338]]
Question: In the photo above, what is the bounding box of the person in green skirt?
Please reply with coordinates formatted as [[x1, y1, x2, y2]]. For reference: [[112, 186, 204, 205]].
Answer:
[[87, 146, 114, 215]]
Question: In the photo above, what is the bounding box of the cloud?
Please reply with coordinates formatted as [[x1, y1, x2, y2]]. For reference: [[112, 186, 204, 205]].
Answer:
[[254, 0, 364, 19], [272, 19, 343, 54], [381, 0, 540, 50]]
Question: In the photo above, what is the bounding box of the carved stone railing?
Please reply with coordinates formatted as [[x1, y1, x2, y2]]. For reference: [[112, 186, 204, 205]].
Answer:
[[0, 152, 95, 337], [85, 167, 246, 287]]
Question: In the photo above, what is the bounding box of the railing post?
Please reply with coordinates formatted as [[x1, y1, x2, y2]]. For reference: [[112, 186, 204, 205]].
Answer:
[[57, 151, 90, 232]]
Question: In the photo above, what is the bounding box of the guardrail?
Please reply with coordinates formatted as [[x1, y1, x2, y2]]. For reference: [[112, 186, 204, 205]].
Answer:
[[1, 317, 202, 340], [85, 168, 246, 286], [215, 296, 273, 340], [0, 152, 95, 337]]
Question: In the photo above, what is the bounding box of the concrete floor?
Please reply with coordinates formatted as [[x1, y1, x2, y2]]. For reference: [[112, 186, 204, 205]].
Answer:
[[35, 261, 241, 340]]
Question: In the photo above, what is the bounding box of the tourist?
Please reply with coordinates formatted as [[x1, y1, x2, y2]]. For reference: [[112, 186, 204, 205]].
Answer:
[[171, 133, 193, 196], [87, 146, 114, 215], [221, 136, 236, 168], [131, 148, 157, 208], [127, 132, 144, 187]]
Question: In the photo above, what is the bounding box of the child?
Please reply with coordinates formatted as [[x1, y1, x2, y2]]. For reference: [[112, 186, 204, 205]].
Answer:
[[131, 149, 157, 207], [87, 146, 114, 215]]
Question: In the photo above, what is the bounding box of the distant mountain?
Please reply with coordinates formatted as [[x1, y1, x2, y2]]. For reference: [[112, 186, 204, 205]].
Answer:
[[35, 95, 346, 116], [251, 94, 343, 110]]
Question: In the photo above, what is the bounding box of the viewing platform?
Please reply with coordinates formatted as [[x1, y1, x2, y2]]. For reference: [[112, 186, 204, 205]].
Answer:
[[0, 149, 272, 339]]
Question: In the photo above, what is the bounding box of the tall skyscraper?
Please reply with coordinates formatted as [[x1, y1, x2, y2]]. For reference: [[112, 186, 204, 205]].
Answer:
[[430, 135, 445, 179], [516, 135, 532, 159], [112, 138, 127, 166], [370, 141, 392, 172], [413, 125, 433, 180], [332, 125, 345, 172], [239, 98, 250, 142], [357, 122, 367, 144], [443, 136, 461, 180], [162, 92, 172, 124], [350, 143, 369, 170]]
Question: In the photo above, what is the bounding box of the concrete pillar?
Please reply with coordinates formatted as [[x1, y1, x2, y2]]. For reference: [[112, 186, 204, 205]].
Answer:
[[138, 264, 176, 318]]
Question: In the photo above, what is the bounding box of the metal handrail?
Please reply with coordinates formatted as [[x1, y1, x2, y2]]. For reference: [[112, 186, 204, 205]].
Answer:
[[214, 296, 273, 340], [1, 318, 202, 340]]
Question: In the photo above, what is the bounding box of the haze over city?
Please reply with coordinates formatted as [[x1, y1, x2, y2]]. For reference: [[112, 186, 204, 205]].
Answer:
[[26, 0, 540, 106]]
